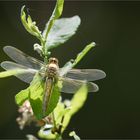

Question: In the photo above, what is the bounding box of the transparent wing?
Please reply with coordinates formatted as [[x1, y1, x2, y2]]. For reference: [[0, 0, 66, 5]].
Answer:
[[3, 46, 44, 69], [64, 69, 106, 81], [59, 77, 99, 94], [1, 61, 37, 83]]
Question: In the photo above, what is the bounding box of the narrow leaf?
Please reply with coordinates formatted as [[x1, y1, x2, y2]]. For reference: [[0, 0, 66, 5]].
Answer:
[[43, 0, 64, 40], [21, 5, 42, 41], [54, 102, 70, 125], [0, 69, 30, 78], [60, 42, 96, 76], [62, 84, 88, 132], [72, 42, 96, 67]]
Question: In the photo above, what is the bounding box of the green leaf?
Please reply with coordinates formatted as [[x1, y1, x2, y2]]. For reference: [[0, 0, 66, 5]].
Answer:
[[72, 42, 96, 67], [54, 102, 70, 125], [28, 73, 45, 119], [59, 42, 96, 76], [15, 72, 43, 108], [43, 16, 81, 50], [21, 5, 42, 41], [59, 42, 96, 77], [28, 73, 60, 119], [14, 71, 60, 120], [69, 131, 81, 140], [43, 0, 64, 40], [62, 84, 88, 132], [0, 69, 31, 78], [15, 88, 29, 106]]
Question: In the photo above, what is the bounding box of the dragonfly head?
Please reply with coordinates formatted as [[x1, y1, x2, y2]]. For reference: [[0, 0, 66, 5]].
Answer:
[[48, 57, 59, 65]]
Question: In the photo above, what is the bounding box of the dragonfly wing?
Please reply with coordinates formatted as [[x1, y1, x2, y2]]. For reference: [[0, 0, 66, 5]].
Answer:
[[59, 77, 99, 94], [1, 61, 37, 83], [14, 72, 36, 84], [65, 69, 106, 81], [3, 46, 44, 69]]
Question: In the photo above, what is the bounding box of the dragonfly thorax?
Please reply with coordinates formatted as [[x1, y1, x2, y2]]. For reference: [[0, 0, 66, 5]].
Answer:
[[46, 57, 59, 78]]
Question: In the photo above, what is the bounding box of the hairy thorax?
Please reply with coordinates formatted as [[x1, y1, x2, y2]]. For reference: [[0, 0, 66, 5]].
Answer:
[[47, 63, 59, 78]]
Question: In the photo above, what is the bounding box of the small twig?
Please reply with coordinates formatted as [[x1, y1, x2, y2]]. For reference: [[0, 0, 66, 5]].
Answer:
[[52, 111, 57, 129], [58, 115, 64, 135]]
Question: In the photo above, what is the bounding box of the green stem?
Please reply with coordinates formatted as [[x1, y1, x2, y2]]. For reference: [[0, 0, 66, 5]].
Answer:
[[52, 112, 63, 140], [52, 111, 57, 129], [40, 38, 48, 63]]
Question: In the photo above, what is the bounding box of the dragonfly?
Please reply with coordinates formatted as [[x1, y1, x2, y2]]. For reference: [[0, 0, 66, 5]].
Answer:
[[1, 46, 106, 115]]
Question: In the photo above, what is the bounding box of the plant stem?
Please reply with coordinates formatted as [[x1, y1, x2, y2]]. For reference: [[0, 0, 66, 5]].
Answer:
[[52, 112, 63, 140], [41, 38, 48, 63], [52, 111, 57, 129]]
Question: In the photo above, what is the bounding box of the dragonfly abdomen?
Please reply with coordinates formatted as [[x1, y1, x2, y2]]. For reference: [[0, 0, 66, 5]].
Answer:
[[42, 77, 54, 117], [42, 57, 59, 117]]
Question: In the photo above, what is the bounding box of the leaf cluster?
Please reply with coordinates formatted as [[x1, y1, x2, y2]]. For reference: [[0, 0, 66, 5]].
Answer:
[[17, 0, 95, 123], [0, 0, 96, 139]]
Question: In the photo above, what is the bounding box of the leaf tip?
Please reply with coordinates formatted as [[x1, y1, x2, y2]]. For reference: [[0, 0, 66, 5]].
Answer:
[[74, 15, 81, 24], [92, 42, 96, 46], [21, 5, 26, 14]]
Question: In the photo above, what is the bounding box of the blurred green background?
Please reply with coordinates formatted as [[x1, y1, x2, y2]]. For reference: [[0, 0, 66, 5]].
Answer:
[[0, 1, 140, 139]]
